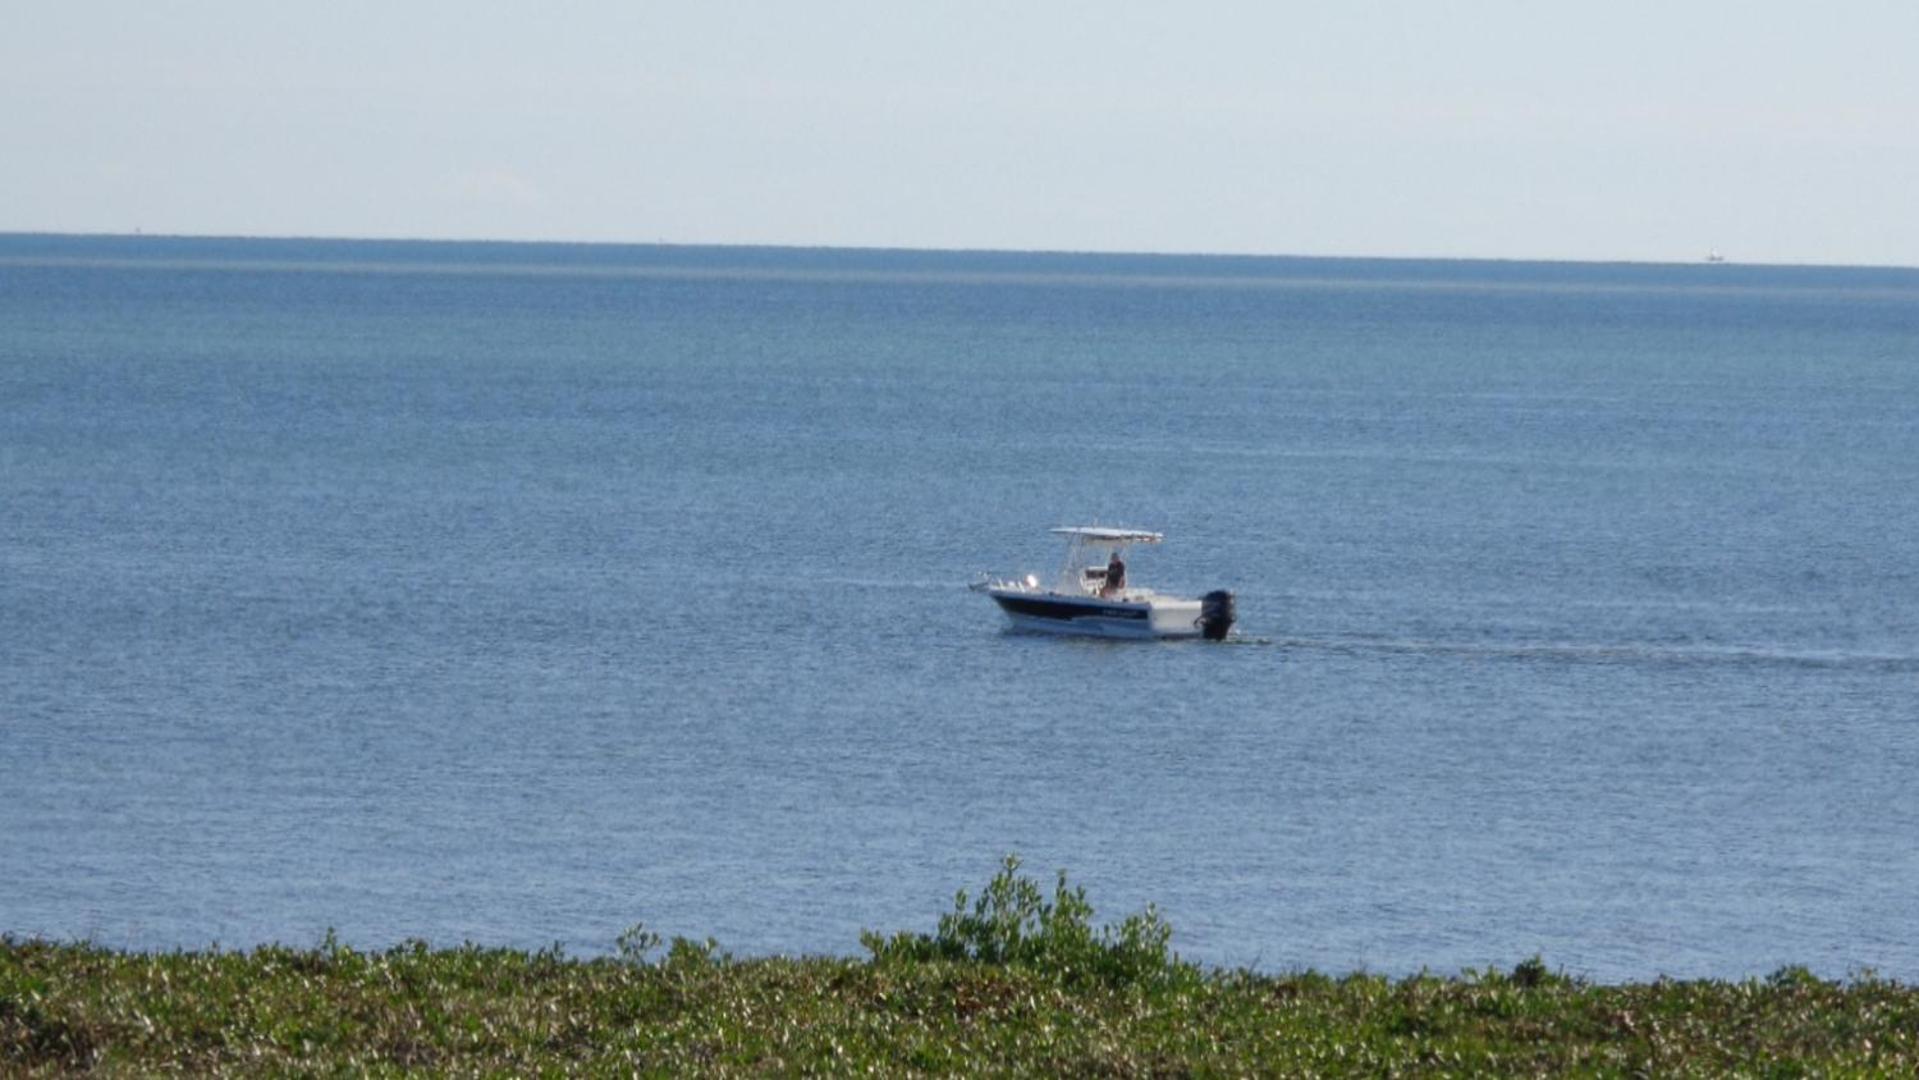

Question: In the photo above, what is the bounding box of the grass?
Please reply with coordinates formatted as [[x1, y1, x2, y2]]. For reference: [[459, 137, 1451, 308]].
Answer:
[[5, 857, 1915, 1075]]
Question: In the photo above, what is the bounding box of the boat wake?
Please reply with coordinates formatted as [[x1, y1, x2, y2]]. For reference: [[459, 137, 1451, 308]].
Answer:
[[1267, 636, 1919, 672]]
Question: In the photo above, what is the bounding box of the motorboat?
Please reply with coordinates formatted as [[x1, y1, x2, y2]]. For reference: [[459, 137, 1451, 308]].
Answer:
[[973, 526, 1235, 640]]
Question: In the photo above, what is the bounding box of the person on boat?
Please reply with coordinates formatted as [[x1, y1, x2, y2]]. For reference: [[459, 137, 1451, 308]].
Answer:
[[1101, 551, 1126, 597]]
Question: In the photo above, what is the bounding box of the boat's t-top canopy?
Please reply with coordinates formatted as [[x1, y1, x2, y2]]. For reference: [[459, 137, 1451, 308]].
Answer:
[[1049, 526, 1163, 545], [1043, 526, 1164, 592]]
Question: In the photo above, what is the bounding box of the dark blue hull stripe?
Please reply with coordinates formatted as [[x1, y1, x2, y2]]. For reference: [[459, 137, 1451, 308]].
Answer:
[[992, 595, 1151, 621]]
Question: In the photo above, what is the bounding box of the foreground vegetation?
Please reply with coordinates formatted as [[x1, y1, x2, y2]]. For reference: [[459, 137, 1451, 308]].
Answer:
[[5, 859, 1915, 1075]]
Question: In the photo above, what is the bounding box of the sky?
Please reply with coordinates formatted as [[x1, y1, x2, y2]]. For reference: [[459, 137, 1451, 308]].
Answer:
[[6, 1, 1917, 265]]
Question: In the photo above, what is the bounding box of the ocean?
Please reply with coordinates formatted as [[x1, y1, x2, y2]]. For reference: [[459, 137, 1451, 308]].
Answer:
[[3, 234, 1916, 981]]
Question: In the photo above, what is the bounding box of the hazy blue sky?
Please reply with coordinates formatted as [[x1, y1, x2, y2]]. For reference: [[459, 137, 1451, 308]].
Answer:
[[7, 2, 1916, 264]]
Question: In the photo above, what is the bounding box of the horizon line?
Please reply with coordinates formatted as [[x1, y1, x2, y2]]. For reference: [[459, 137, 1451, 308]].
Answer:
[[3, 228, 1914, 273]]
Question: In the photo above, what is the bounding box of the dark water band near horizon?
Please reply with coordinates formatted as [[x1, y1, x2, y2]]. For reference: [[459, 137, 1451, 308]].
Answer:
[[3, 234, 1916, 982]]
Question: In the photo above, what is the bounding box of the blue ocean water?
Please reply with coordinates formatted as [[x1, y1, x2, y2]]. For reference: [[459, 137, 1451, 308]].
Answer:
[[3, 234, 1916, 982]]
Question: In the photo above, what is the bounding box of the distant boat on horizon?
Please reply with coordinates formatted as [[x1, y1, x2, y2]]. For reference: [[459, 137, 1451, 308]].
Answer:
[[1706, 249, 1727, 263]]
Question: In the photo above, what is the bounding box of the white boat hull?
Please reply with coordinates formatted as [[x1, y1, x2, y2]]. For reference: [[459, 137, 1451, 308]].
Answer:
[[986, 587, 1204, 639]]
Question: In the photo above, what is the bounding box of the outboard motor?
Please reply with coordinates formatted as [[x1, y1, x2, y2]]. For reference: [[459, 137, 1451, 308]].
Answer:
[[1199, 589, 1236, 641]]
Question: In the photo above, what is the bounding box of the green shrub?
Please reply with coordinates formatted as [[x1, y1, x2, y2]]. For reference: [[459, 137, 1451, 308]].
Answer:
[[861, 855, 1192, 989], [1511, 955, 1550, 988], [614, 923, 662, 965]]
